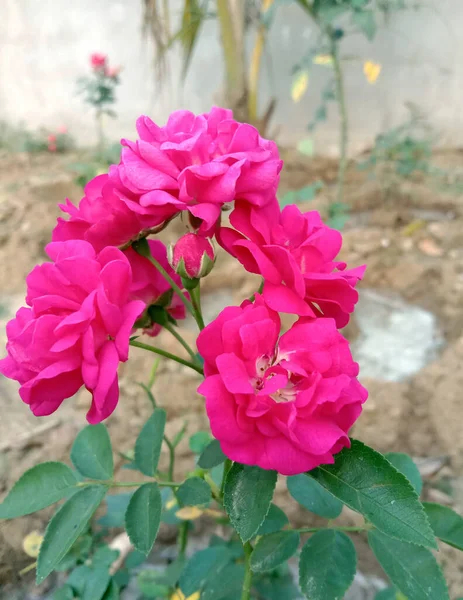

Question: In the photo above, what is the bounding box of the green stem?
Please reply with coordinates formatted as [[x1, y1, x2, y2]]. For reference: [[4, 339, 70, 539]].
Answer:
[[130, 340, 203, 375], [132, 239, 194, 316], [190, 285, 205, 330], [220, 458, 232, 498], [178, 522, 189, 559], [164, 322, 198, 360], [330, 34, 348, 205], [164, 435, 176, 482], [76, 480, 181, 488], [296, 525, 371, 533], [241, 542, 253, 600], [148, 358, 160, 389]]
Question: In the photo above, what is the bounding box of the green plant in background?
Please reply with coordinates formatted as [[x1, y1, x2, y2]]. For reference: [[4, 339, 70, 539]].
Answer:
[[68, 142, 122, 188], [0, 122, 74, 154], [291, 0, 421, 205], [77, 53, 121, 151]]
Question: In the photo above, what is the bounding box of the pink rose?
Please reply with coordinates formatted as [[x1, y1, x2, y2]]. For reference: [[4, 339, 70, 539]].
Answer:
[[53, 175, 157, 252], [109, 107, 282, 235], [0, 241, 144, 423], [125, 240, 187, 336], [170, 233, 215, 281], [197, 295, 367, 475], [90, 53, 107, 69], [219, 201, 365, 327]]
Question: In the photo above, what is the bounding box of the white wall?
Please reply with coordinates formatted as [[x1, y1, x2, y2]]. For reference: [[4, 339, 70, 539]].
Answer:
[[1, 0, 462, 154]]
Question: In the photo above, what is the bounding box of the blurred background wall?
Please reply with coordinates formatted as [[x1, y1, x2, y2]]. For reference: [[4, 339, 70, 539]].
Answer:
[[0, 0, 461, 153]]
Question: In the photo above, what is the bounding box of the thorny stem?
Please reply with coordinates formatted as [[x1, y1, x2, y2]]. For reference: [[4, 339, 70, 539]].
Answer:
[[164, 435, 176, 483], [76, 480, 181, 489], [164, 321, 198, 361], [330, 33, 348, 205], [190, 285, 205, 330], [241, 542, 254, 600], [129, 340, 203, 375], [296, 1, 348, 205], [296, 525, 372, 534]]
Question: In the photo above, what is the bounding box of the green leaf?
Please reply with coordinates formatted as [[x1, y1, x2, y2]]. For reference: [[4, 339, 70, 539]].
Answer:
[[189, 431, 212, 454], [385, 452, 423, 495], [134, 408, 166, 476], [67, 565, 92, 595], [201, 563, 245, 600], [125, 549, 146, 569], [297, 137, 314, 157], [352, 9, 377, 40], [198, 439, 227, 469], [287, 474, 343, 519], [98, 492, 133, 527], [37, 485, 107, 583], [423, 502, 463, 550], [368, 529, 449, 600], [251, 531, 300, 573], [82, 567, 111, 600], [224, 463, 277, 542], [102, 581, 120, 600], [0, 462, 77, 519], [71, 424, 113, 480], [125, 483, 162, 556], [53, 585, 74, 600], [137, 570, 170, 598], [257, 503, 289, 535], [177, 477, 211, 506], [299, 530, 356, 600], [179, 546, 232, 596], [310, 440, 437, 548], [92, 545, 120, 568]]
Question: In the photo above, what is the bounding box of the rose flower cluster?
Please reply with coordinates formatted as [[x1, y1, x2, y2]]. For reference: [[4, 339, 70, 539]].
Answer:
[[0, 107, 367, 474]]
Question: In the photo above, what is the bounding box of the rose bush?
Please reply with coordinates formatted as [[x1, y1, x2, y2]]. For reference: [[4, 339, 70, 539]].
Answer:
[[0, 108, 458, 600]]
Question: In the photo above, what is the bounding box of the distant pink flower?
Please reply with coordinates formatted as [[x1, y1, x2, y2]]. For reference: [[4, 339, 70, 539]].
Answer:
[[0, 241, 145, 423], [90, 53, 107, 69], [219, 202, 365, 327], [48, 144, 57, 153], [48, 134, 57, 143], [53, 174, 153, 252], [125, 240, 187, 336], [58, 125, 68, 134], [109, 107, 282, 235], [170, 233, 215, 281], [197, 296, 367, 475], [105, 66, 121, 78]]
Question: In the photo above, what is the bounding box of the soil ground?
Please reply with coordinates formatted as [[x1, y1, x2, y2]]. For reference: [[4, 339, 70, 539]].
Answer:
[[0, 147, 462, 598]]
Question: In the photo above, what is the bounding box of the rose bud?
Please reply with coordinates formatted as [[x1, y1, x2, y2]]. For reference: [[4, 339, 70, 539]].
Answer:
[[169, 233, 215, 289]]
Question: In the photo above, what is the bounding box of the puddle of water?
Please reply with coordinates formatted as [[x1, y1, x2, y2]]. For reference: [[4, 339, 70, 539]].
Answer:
[[352, 289, 444, 382]]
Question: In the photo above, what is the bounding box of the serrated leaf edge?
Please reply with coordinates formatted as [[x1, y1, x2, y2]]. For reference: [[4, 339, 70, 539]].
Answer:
[[125, 482, 161, 556], [298, 530, 357, 600], [0, 461, 78, 520], [312, 440, 437, 549], [36, 485, 107, 583], [224, 465, 277, 543]]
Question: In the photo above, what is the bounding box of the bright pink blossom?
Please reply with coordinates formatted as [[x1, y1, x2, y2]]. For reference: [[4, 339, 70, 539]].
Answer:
[[0, 241, 145, 423], [170, 233, 215, 280], [109, 107, 282, 235], [90, 53, 107, 69], [53, 175, 150, 252], [197, 295, 367, 475], [219, 202, 365, 327], [125, 240, 187, 336]]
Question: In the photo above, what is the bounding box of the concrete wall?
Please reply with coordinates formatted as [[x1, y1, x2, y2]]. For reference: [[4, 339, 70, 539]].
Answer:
[[1, 0, 462, 154]]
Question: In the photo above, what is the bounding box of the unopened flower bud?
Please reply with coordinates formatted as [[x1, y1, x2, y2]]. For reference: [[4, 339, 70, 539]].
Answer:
[[169, 233, 215, 285]]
